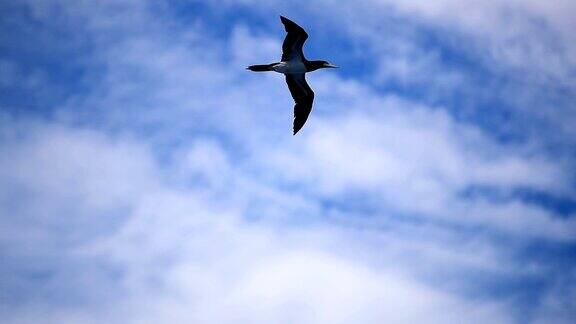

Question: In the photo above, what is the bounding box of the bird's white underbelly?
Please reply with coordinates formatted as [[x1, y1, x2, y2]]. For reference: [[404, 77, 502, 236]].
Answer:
[[272, 61, 307, 74]]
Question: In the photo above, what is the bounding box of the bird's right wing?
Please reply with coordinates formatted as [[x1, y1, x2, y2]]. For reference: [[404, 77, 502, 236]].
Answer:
[[280, 16, 309, 62], [285, 74, 314, 135]]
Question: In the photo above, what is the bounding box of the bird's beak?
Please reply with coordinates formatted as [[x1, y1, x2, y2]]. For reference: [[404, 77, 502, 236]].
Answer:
[[326, 63, 339, 68]]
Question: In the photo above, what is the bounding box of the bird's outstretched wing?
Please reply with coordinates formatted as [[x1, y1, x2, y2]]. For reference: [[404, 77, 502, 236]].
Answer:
[[280, 16, 308, 62], [285, 74, 314, 135]]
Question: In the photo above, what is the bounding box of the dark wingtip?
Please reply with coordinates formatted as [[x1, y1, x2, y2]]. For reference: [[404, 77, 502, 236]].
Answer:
[[293, 125, 302, 135], [280, 16, 293, 25]]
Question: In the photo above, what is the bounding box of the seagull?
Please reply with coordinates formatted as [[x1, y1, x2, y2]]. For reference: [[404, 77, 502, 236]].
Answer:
[[247, 16, 338, 135]]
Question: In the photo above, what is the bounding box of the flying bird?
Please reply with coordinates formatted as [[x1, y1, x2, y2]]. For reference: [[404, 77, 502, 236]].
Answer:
[[247, 16, 338, 135]]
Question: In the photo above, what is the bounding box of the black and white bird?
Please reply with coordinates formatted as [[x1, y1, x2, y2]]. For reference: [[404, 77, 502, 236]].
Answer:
[[247, 16, 338, 135]]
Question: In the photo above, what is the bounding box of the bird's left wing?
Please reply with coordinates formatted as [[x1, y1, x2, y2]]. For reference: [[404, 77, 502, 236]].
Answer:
[[285, 74, 314, 135], [280, 16, 309, 62]]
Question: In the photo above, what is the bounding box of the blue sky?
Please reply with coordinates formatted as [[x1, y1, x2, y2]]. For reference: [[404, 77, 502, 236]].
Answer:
[[1, 0, 575, 323]]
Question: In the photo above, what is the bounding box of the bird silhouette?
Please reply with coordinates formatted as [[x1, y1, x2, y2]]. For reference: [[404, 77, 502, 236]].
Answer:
[[247, 16, 338, 135]]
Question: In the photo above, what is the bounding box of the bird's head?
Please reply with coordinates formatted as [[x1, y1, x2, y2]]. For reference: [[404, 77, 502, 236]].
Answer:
[[308, 60, 339, 71]]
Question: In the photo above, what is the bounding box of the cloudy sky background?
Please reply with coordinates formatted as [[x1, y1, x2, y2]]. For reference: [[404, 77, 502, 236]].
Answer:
[[1, 0, 575, 323]]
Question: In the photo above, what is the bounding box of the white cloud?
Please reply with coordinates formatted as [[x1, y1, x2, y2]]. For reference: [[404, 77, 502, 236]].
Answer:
[[0, 121, 514, 324]]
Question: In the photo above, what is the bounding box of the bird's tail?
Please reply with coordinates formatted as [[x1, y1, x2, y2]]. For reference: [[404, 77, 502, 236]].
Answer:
[[246, 64, 274, 72]]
